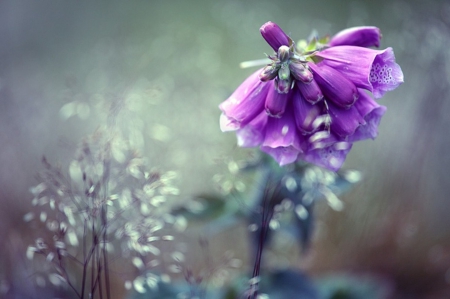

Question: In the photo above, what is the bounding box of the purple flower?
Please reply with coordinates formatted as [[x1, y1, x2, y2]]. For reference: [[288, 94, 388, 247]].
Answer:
[[220, 22, 403, 171]]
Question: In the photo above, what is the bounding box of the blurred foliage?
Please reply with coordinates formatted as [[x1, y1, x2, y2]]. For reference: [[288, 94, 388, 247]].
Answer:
[[316, 273, 391, 299], [127, 269, 392, 299]]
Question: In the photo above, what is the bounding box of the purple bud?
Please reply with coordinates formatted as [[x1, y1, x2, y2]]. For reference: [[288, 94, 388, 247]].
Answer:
[[295, 79, 323, 104], [276, 77, 291, 94], [289, 62, 313, 83], [329, 26, 382, 48], [309, 63, 359, 108], [260, 21, 290, 51], [260, 65, 279, 82], [265, 85, 289, 118]]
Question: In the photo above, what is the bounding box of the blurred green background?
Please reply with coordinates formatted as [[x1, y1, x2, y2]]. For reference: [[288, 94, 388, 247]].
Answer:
[[1, 0, 450, 298]]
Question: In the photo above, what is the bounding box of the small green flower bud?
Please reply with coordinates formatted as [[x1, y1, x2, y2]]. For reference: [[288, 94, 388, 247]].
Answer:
[[277, 45, 291, 62], [278, 64, 290, 81]]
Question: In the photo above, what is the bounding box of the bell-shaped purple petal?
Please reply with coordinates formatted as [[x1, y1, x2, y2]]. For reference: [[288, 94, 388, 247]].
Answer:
[[261, 106, 304, 165], [292, 89, 323, 134], [262, 107, 301, 149], [369, 51, 404, 98], [348, 91, 387, 142], [260, 21, 291, 51], [309, 63, 359, 108], [315, 46, 403, 99], [236, 110, 268, 147], [265, 85, 289, 117], [329, 26, 381, 48], [328, 99, 365, 137], [219, 69, 269, 131], [295, 79, 323, 104], [301, 133, 353, 171]]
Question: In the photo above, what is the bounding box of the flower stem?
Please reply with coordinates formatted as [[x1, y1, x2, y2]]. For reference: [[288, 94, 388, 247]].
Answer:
[[102, 204, 111, 299], [248, 172, 277, 299]]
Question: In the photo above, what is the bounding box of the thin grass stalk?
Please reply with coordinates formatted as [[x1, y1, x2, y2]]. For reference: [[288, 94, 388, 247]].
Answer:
[[57, 250, 81, 298], [80, 220, 88, 299], [248, 174, 278, 299], [102, 210, 111, 299], [101, 148, 112, 299]]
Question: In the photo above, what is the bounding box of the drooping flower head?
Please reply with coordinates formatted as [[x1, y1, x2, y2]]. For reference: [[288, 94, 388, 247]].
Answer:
[[220, 22, 403, 171]]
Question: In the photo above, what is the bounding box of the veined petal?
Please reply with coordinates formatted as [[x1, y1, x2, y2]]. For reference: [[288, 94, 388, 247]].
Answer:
[[329, 26, 381, 48], [292, 89, 323, 134], [309, 63, 358, 108], [236, 111, 268, 147], [260, 21, 291, 51], [328, 99, 365, 137], [315, 46, 403, 98], [219, 69, 270, 131], [265, 85, 289, 117], [348, 91, 387, 142]]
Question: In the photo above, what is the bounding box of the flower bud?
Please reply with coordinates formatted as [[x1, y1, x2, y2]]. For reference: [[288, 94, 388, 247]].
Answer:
[[329, 26, 381, 48], [278, 65, 290, 81], [277, 46, 291, 62], [296, 79, 323, 104], [260, 21, 291, 51], [260, 65, 279, 82], [289, 62, 313, 83]]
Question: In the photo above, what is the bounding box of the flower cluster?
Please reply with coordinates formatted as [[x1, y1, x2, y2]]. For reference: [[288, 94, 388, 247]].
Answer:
[[220, 22, 403, 171]]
